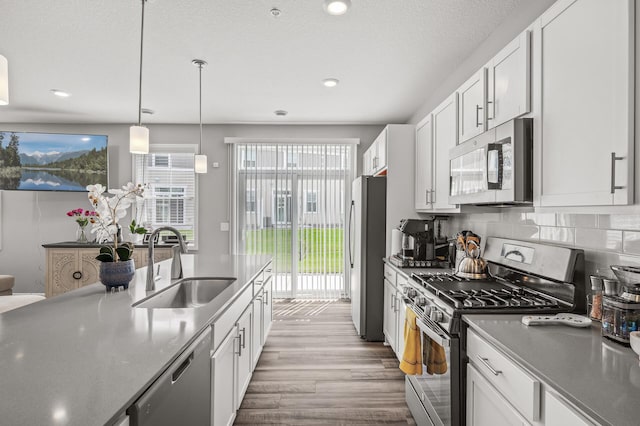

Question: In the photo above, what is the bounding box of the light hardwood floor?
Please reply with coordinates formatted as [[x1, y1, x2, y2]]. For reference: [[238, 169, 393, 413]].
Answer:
[[235, 299, 416, 425]]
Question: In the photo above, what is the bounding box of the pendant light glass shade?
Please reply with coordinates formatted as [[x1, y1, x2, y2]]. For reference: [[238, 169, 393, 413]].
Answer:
[[194, 154, 207, 173], [193, 59, 208, 174], [129, 125, 149, 154], [0, 54, 8, 106], [130, 0, 149, 154]]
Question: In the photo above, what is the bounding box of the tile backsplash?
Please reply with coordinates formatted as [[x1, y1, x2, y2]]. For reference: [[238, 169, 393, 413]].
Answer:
[[445, 208, 640, 279]]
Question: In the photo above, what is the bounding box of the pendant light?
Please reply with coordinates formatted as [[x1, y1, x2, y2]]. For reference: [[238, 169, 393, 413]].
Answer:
[[130, 0, 149, 154], [0, 54, 8, 106], [193, 59, 208, 174]]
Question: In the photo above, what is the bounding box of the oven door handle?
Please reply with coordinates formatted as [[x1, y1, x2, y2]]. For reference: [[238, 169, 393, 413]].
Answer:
[[415, 317, 450, 348]]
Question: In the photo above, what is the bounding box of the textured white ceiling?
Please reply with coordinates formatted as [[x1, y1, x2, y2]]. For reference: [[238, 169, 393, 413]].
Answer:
[[0, 0, 526, 124]]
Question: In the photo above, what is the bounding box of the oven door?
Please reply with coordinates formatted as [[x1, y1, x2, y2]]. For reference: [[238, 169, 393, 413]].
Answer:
[[406, 308, 461, 426]]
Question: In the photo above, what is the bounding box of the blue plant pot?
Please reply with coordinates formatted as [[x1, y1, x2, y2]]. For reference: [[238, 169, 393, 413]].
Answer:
[[99, 259, 135, 289]]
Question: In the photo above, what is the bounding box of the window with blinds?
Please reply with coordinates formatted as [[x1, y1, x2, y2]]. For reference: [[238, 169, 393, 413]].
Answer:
[[132, 145, 198, 246]]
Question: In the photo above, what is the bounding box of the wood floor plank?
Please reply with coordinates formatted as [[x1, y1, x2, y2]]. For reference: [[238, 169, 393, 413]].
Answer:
[[235, 299, 415, 425]]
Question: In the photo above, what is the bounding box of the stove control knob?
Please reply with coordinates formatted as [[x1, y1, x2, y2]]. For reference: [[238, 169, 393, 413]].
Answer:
[[406, 288, 417, 298], [430, 309, 444, 323], [416, 296, 428, 307]]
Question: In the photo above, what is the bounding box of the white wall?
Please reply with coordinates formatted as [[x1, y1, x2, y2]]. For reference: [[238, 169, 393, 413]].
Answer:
[[0, 123, 383, 292]]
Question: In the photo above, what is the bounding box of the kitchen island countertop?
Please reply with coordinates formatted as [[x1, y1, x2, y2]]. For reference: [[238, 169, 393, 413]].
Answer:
[[464, 314, 640, 426], [0, 253, 271, 426]]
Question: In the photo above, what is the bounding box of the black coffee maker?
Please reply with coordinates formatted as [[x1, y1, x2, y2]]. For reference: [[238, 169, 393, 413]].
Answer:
[[398, 219, 435, 261]]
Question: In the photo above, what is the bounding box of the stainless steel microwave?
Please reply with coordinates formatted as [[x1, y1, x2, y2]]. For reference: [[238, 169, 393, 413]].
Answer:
[[449, 118, 532, 205]]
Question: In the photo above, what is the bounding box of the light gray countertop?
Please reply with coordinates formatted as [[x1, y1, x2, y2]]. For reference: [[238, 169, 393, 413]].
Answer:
[[464, 314, 640, 426], [0, 253, 271, 426]]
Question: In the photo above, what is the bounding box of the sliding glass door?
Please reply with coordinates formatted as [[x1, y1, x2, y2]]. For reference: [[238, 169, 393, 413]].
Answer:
[[233, 143, 354, 300]]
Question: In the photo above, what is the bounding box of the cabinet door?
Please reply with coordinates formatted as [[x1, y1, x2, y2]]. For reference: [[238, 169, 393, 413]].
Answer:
[[261, 279, 273, 344], [236, 308, 253, 410], [79, 250, 100, 288], [458, 68, 487, 143], [545, 391, 593, 426], [251, 293, 263, 370], [375, 129, 387, 174], [211, 329, 238, 426], [432, 94, 460, 210], [383, 279, 397, 350], [395, 295, 407, 361], [47, 249, 79, 297], [536, 0, 634, 206], [415, 115, 433, 211], [363, 148, 373, 175], [487, 30, 530, 129], [467, 364, 530, 426]]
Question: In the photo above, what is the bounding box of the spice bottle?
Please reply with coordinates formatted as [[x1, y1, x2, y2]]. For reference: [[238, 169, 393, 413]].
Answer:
[[588, 275, 604, 321]]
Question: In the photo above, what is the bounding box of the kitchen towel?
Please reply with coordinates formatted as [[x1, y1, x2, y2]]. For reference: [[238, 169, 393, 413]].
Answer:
[[423, 335, 448, 375], [399, 307, 423, 375]]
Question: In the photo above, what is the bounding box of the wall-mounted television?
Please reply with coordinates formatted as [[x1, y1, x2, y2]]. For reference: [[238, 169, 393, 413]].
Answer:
[[0, 131, 108, 192]]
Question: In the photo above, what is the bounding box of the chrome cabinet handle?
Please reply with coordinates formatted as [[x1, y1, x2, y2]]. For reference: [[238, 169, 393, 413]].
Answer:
[[476, 105, 483, 127], [487, 100, 494, 120], [611, 152, 625, 194], [430, 189, 435, 204], [235, 335, 242, 356], [240, 327, 246, 349], [476, 355, 502, 376], [263, 291, 269, 305]]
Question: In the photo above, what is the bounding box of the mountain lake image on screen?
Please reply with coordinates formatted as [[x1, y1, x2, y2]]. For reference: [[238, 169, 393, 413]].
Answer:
[[0, 131, 108, 192]]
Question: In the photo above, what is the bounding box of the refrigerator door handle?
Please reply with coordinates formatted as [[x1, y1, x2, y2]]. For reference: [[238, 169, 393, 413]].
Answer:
[[348, 200, 355, 268]]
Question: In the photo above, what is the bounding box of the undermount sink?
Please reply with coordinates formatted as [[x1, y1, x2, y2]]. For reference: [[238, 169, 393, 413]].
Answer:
[[134, 277, 237, 309]]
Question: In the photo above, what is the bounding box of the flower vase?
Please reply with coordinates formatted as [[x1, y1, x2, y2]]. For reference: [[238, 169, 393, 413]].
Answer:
[[76, 225, 88, 243], [99, 259, 135, 290]]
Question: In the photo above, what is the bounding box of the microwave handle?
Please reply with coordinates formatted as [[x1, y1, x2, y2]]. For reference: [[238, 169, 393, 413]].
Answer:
[[487, 143, 503, 190]]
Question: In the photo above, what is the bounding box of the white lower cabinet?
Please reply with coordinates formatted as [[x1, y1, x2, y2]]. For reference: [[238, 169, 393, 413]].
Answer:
[[395, 296, 407, 360], [252, 290, 264, 369], [235, 307, 253, 410], [262, 279, 273, 343], [211, 329, 237, 426], [545, 392, 593, 426], [383, 278, 397, 352], [467, 364, 530, 426]]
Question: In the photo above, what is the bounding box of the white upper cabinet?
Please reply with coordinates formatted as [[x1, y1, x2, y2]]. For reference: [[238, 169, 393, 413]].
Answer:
[[534, 0, 634, 206], [415, 114, 433, 210], [458, 68, 487, 143], [363, 128, 388, 176], [432, 94, 460, 210], [487, 30, 531, 129], [415, 94, 460, 212]]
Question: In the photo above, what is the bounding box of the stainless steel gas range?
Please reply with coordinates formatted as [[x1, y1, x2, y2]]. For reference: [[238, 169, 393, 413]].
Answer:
[[399, 237, 585, 426]]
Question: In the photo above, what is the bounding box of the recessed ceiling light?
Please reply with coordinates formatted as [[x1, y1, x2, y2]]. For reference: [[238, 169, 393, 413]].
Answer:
[[50, 89, 71, 98], [270, 8, 282, 18], [141, 108, 155, 115], [323, 0, 351, 15], [274, 110, 288, 116], [81, 137, 90, 142], [323, 78, 339, 88]]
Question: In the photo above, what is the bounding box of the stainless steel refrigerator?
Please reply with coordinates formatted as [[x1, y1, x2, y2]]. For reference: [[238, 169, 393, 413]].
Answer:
[[349, 175, 386, 341]]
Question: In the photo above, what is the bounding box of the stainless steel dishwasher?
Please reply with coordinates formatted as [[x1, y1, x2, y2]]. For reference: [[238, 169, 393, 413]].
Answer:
[[128, 329, 211, 426]]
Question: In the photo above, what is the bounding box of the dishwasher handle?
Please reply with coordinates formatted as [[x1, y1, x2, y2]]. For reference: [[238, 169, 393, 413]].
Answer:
[[171, 352, 194, 384]]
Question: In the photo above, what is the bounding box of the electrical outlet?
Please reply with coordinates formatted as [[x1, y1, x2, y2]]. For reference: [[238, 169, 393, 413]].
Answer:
[[220, 222, 229, 232]]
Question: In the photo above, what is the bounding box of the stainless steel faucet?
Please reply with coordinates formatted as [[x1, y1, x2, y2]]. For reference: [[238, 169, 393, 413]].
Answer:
[[146, 226, 188, 291]]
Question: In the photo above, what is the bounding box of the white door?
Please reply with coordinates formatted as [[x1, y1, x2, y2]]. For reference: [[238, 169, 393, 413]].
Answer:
[[458, 68, 487, 143], [415, 115, 433, 211], [383, 279, 396, 350], [535, 0, 634, 206], [395, 295, 407, 360], [467, 364, 530, 426], [261, 279, 273, 343], [211, 330, 237, 426], [432, 94, 460, 211], [487, 30, 530, 129], [235, 308, 253, 410]]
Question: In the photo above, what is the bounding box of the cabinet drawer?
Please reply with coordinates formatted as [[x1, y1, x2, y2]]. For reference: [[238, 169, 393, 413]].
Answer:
[[211, 284, 252, 352], [383, 264, 397, 286], [396, 272, 409, 287], [467, 330, 540, 422]]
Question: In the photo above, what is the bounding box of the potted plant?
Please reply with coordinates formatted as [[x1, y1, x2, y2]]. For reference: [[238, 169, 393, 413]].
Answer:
[[86, 182, 147, 289]]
